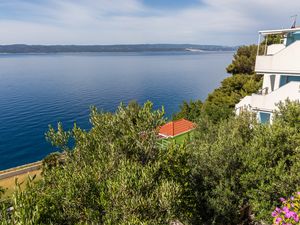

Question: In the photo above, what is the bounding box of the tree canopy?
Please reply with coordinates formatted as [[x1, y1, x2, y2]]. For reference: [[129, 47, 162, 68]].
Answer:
[[174, 44, 262, 123], [2, 101, 300, 225], [1, 102, 192, 224], [226, 45, 258, 75], [188, 100, 300, 224], [173, 100, 203, 122], [1, 44, 299, 225]]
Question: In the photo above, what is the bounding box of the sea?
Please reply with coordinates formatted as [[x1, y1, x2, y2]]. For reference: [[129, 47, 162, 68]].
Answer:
[[0, 51, 233, 170]]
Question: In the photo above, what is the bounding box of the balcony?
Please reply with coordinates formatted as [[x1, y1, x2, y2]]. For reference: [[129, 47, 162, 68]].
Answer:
[[235, 81, 300, 113], [255, 41, 300, 74]]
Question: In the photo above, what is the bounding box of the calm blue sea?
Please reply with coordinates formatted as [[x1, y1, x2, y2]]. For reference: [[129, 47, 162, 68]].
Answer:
[[0, 51, 233, 170]]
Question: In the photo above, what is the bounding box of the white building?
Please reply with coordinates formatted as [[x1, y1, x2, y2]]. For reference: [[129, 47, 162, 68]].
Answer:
[[235, 27, 300, 123]]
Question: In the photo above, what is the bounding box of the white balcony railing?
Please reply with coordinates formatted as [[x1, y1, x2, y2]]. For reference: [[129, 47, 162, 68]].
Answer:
[[266, 44, 285, 55], [236, 81, 300, 113], [255, 41, 300, 74]]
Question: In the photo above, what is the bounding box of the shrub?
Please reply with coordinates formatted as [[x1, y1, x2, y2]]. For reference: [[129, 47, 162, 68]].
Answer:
[[42, 152, 63, 174], [0, 102, 188, 224]]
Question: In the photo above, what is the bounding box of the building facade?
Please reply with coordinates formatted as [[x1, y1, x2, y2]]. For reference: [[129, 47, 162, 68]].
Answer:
[[235, 27, 300, 123]]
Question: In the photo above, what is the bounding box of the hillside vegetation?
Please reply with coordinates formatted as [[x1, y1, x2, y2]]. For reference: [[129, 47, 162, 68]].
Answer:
[[0, 44, 236, 53], [1, 45, 300, 225], [173, 44, 262, 123]]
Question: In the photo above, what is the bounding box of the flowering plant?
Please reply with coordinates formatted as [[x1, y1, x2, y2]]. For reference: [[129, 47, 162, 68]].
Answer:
[[272, 192, 300, 225]]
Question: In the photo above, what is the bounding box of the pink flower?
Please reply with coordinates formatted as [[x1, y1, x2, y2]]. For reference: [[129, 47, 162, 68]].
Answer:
[[275, 207, 282, 212], [275, 217, 282, 224], [285, 211, 293, 219], [272, 210, 278, 217], [280, 197, 286, 202], [283, 206, 289, 213]]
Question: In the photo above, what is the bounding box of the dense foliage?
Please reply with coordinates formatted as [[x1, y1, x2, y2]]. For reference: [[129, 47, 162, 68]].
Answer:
[[188, 101, 300, 224], [226, 45, 258, 75], [1, 102, 191, 224], [202, 74, 262, 122], [1, 101, 300, 225], [1, 45, 299, 225], [173, 100, 203, 122], [174, 44, 262, 123], [173, 74, 261, 123], [41, 152, 63, 174], [262, 34, 283, 46]]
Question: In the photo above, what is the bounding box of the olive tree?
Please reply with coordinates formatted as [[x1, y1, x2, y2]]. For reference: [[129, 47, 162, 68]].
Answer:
[[1, 102, 189, 225]]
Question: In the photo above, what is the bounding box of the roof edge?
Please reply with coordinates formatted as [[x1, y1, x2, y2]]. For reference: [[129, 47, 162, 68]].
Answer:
[[259, 27, 300, 35]]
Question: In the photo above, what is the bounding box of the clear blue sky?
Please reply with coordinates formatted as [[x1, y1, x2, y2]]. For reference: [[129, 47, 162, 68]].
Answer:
[[0, 0, 299, 45]]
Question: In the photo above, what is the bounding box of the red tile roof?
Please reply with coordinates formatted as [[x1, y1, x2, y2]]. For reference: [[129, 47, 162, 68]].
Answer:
[[159, 119, 195, 137]]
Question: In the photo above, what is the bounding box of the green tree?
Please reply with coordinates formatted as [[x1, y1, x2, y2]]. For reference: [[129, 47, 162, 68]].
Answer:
[[173, 74, 262, 124], [189, 101, 300, 224], [1, 102, 189, 224], [175, 44, 262, 124], [202, 74, 262, 123], [173, 100, 203, 122], [240, 100, 300, 222], [262, 34, 283, 45], [42, 152, 63, 174], [226, 45, 258, 75], [189, 112, 256, 224]]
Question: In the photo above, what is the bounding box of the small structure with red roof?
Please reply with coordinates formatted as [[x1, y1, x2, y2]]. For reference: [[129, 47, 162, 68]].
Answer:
[[158, 118, 195, 139]]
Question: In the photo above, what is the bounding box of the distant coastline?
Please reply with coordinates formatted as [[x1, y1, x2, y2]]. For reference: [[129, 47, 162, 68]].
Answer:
[[0, 44, 237, 54]]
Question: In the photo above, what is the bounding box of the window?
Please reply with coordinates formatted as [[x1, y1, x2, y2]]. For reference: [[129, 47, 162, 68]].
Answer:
[[259, 112, 271, 124], [279, 75, 300, 87], [270, 75, 275, 92]]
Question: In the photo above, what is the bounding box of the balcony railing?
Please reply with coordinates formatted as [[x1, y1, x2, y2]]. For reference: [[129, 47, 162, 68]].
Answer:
[[256, 87, 269, 95], [255, 41, 300, 74]]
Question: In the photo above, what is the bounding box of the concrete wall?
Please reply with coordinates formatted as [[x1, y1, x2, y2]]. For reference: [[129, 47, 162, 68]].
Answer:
[[236, 81, 300, 113], [0, 161, 42, 180], [267, 44, 285, 55], [256, 41, 300, 74]]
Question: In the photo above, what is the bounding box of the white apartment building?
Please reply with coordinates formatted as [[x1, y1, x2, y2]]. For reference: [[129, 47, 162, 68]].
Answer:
[[235, 27, 300, 123]]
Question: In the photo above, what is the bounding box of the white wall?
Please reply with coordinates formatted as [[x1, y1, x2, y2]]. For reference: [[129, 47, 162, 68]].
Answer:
[[261, 74, 281, 93], [256, 41, 300, 74], [236, 81, 300, 113], [262, 74, 270, 90], [267, 44, 285, 55]]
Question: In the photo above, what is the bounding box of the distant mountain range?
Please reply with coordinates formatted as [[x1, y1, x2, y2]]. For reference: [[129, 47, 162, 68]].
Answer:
[[0, 44, 237, 53]]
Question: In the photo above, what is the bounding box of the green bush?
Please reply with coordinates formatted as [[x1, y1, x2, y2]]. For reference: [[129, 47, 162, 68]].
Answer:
[[226, 45, 258, 75], [173, 100, 203, 122], [189, 101, 300, 224], [0, 186, 5, 199], [42, 152, 63, 174], [0, 102, 189, 224]]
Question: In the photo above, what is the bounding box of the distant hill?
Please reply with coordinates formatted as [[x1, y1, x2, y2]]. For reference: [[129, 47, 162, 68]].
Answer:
[[0, 44, 237, 53]]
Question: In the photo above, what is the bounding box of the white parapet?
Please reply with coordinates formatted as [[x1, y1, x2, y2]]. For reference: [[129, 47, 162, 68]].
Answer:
[[255, 41, 300, 74], [266, 44, 285, 55], [236, 81, 300, 114]]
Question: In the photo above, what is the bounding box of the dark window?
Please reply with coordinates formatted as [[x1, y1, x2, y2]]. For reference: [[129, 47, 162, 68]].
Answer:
[[259, 112, 271, 123]]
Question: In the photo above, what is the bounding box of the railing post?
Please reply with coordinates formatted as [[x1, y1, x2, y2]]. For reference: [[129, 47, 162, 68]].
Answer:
[[264, 35, 268, 55], [257, 34, 261, 56]]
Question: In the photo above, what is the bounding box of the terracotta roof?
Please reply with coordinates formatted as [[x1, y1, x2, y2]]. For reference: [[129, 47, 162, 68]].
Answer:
[[159, 119, 195, 137]]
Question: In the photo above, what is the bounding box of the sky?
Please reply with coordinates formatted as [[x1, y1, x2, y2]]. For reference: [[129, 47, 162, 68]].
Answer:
[[0, 0, 300, 46]]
